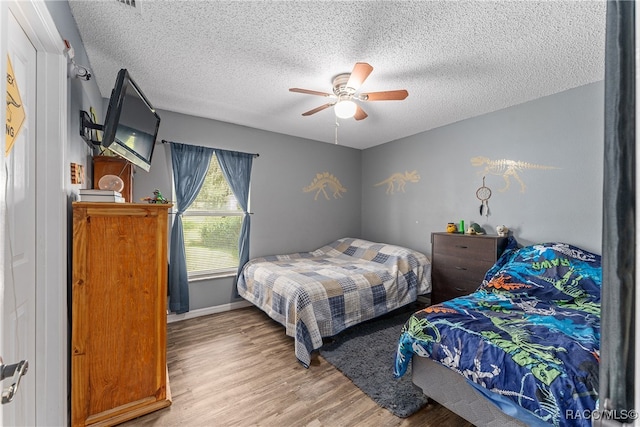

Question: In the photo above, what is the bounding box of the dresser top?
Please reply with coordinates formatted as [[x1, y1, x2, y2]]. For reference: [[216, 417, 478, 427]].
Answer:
[[73, 201, 173, 207], [432, 231, 506, 239]]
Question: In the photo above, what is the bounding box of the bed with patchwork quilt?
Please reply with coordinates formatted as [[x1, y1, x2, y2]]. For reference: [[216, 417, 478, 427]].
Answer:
[[394, 241, 601, 427], [237, 237, 431, 367]]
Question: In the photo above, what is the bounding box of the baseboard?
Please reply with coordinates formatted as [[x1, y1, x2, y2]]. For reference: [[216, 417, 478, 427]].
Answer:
[[167, 300, 252, 323]]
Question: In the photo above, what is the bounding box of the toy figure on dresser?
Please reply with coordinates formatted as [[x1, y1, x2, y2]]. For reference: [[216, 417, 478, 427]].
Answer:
[[446, 223, 458, 233], [141, 189, 170, 204], [466, 223, 486, 235], [496, 225, 509, 237]]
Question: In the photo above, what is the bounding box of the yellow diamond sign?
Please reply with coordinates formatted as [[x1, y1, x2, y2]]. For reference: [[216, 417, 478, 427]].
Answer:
[[6, 55, 26, 156]]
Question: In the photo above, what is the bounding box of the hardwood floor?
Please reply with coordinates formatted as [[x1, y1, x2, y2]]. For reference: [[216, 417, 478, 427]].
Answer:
[[120, 306, 474, 427]]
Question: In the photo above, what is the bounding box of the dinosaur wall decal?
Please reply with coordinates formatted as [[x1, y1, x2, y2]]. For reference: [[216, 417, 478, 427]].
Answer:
[[470, 156, 559, 193], [303, 172, 347, 201], [374, 170, 420, 194]]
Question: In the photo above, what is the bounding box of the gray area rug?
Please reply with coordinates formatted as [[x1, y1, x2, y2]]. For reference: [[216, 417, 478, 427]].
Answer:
[[319, 306, 429, 418]]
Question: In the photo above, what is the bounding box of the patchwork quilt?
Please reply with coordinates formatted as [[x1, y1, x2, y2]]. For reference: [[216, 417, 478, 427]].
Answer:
[[394, 242, 601, 427], [237, 237, 431, 367]]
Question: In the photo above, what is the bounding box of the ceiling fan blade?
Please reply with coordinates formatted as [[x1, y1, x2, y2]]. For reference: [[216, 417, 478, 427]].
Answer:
[[302, 103, 335, 116], [354, 105, 368, 121], [361, 90, 409, 101], [290, 88, 333, 97], [346, 62, 374, 90]]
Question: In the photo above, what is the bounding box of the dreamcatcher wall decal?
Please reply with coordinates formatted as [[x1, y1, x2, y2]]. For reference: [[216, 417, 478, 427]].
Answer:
[[476, 176, 492, 217]]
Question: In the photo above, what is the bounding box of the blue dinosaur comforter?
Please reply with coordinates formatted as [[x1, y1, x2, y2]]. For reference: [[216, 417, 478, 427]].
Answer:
[[394, 242, 601, 426]]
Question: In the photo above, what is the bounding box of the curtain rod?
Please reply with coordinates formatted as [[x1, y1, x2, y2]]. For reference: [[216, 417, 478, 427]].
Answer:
[[160, 139, 259, 157]]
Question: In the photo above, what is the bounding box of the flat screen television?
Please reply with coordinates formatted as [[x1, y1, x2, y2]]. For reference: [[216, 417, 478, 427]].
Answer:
[[100, 69, 161, 172]]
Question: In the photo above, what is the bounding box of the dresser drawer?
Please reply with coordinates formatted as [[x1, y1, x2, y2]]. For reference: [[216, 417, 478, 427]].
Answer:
[[432, 233, 499, 263], [432, 253, 495, 283], [433, 282, 479, 302], [432, 269, 481, 296]]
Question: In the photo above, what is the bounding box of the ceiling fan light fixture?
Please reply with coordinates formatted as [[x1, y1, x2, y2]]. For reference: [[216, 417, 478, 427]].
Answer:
[[290, 62, 408, 121], [334, 99, 357, 119]]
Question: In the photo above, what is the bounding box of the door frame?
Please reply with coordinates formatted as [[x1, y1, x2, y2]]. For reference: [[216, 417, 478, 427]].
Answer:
[[1, 1, 67, 425]]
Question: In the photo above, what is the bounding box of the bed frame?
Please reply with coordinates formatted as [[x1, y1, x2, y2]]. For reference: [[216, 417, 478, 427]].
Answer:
[[412, 356, 527, 427]]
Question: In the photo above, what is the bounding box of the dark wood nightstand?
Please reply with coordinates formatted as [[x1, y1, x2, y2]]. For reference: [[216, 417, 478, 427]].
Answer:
[[431, 232, 508, 304]]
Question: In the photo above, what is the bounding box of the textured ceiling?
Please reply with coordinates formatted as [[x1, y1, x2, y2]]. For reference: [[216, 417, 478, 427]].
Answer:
[[67, 0, 606, 150]]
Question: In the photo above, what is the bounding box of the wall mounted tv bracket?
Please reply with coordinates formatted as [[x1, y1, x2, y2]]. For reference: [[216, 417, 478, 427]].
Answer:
[[79, 110, 103, 147]]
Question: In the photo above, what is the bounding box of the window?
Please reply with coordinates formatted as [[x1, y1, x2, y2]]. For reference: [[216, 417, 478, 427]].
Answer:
[[181, 154, 243, 278]]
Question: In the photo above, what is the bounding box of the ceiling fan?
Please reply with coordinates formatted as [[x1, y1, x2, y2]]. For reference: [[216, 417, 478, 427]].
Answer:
[[289, 62, 408, 121]]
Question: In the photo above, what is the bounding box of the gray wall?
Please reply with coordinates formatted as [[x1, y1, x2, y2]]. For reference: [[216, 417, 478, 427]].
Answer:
[[135, 110, 363, 309], [46, 1, 108, 317], [48, 0, 604, 312], [46, 1, 104, 190], [362, 81, 604, 256], [148, 81, 604, 311], [47, 0, 363, 311]]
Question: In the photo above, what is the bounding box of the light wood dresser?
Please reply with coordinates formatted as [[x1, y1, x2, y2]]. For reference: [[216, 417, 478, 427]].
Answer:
[[71, 202, 172, 426], [431, 232, 508, 304]]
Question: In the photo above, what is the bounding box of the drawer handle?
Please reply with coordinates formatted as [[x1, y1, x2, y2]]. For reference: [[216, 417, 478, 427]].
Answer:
[[455, 245, 468, 249], [454, 266, 467, 271]]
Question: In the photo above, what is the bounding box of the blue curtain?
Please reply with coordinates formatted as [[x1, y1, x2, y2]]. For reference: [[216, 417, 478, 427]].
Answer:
[[214, 149, 254, 285], [168, 142, 214, 314]]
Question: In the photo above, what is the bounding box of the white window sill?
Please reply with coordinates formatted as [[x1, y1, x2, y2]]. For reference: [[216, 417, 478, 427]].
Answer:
[[188, 270, 237, 282]]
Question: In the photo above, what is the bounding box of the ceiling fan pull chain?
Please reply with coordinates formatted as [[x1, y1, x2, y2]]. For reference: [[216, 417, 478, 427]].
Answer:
[[334, 118, 339, 145]]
